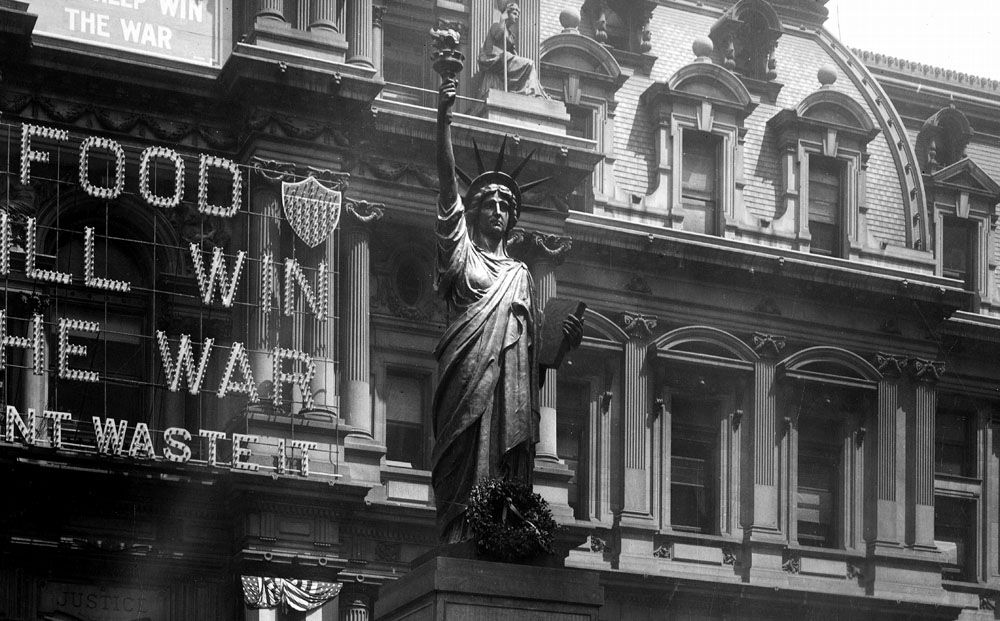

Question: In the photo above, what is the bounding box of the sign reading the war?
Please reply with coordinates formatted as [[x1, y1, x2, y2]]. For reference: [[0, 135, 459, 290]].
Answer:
[[33, 0, 223, 67]]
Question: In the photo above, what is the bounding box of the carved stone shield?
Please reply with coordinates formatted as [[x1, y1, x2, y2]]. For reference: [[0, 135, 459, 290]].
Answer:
[[281, 176, 342, 247]]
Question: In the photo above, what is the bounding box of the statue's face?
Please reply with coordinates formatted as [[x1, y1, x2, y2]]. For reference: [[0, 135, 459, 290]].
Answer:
[[476, 189, 512, 238], [506, 4, 520, 22]]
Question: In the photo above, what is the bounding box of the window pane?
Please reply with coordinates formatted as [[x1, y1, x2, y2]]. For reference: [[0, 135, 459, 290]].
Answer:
[[935, 496, 976, 582], [386, 371, 427, 468], [682, 132, 717, 196], [558, 380, 589, 517], [942, 218, 973, 288], [809, 157, 841, 257], [681, 132, 719, 235], [798, 415, 841, 548], [935, 404, 975, 477], [671, 396, 717, 533]]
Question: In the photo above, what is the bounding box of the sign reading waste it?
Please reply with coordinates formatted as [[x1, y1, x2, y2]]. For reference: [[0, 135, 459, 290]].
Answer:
[[33, 0, 222, 67]]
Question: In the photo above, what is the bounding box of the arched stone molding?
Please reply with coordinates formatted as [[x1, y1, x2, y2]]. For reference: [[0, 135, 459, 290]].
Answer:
[[641, 57, 756, 233], [795, 90, 878, 136], [36, 190, 182, 277], [540, 33, 623, 84], [778, 345, 882, 383], [650, 325, 759, 363], [582, 307, 629, 344], [915, 106, 973, 174]]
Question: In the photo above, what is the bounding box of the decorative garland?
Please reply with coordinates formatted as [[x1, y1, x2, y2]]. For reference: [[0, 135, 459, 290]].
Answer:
[[466, 477, 557, 562]]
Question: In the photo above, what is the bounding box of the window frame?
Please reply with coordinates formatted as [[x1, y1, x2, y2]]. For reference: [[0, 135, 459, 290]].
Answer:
[[380, 363, 433, 471]]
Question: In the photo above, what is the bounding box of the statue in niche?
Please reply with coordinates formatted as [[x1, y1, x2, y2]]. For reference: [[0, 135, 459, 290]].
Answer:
[[476, 2, 548, 98], [432, 78, 583, 543]]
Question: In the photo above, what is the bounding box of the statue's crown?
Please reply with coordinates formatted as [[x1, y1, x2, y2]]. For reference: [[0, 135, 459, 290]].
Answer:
[[457, 135, 550, 224]]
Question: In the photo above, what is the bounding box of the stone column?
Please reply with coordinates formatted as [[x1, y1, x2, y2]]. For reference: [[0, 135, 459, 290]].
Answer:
[[371, 5, 388, 75], [310, 0, 339, 35], [346, 0, 375, 68], [249, 188, 281, 406], [341, 200, 383, 436], [909, 358, 944, 549], [310, 237, 337, 415], [748, 333, 785, 537], [871, 353, 906, 547], [341, 595, 369, 621], [619, 312, 656, 523], [514, 231, 572, 462], [256, 0, 285, 23]]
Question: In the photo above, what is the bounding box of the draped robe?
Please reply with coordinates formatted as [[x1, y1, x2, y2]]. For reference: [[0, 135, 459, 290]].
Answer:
[[432, 196, 538, 543]]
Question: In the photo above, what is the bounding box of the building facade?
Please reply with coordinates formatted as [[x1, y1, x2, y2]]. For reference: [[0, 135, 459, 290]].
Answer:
[[1, 0, 999, 619]]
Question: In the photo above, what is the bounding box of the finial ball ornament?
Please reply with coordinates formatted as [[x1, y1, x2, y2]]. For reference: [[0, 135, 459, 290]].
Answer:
[[818, 64, 838, 86], [559, 8, 581, 31], [692, 36, 714, 59]]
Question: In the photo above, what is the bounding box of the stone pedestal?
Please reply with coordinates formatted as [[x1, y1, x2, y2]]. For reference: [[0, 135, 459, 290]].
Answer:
[[374, 556, 602, 621], [482, 89, 570, 135]]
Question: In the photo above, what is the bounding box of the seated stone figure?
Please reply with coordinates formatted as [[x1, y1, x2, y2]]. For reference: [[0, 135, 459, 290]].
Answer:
[[476, 2, 548, 98]]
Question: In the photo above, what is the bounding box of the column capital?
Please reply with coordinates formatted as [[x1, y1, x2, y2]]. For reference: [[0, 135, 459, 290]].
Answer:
[[344, 199, 384, 227], [372, 4, 389, 27], [622, 311, 657, 340], [751, 331, 786, 359], [875, 352, 908, 378], [508, 229, 573, 265], [908, 358, 945, 383]]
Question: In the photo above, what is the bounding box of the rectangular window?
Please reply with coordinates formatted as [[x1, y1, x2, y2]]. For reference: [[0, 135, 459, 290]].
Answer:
[[935, 496, 976, 582], [681, 131, 719, 235], [809, 156, 843, 257], [385, 369, 429, 469], [566, 105, 595, 213], [935, 404, 976, 478], [670, 395, 718, 533], [942, 217, 975, 289], [558, 380, 590, 518], [797, 414, 841, 548]]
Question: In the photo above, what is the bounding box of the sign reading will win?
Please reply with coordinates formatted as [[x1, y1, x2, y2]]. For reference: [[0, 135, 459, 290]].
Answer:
[[33, 0, 221, 67]]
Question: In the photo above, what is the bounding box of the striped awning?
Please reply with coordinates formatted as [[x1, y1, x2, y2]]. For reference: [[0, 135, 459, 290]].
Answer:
[[241, 575, 342, 612]]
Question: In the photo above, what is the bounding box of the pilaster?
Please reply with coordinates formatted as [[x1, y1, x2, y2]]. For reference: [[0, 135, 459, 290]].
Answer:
[[249, 187, 282, 401], [371, 5, 388, 75], [908, 358, 944, 550], [870, 353, 907, 548], [341, 200, 384, 437], [619, 312, 656, 525], [747, 332, 784, 539]]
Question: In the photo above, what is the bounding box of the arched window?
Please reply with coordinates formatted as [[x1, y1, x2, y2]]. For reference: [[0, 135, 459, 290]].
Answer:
[[779, 347, 879, 550]]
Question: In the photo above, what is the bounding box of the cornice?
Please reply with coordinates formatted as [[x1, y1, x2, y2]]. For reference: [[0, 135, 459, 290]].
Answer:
[[854, 49, 1000, 96]]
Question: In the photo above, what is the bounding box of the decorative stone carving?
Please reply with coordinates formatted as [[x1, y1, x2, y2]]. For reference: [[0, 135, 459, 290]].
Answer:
[[847, 562, 864, 580], [781, 550, 800, 574], [590, 536, 608, 553], [624, 275, 652, 294], [908, 358, 945, 383], [709, 0, 782, 82], [579, 0, 655, 55], [507, 230, 572, 265], [752, 332, 786, 358], [875, 353, 908, 378], [980, 595, 996, 611], [915, 106, 972, 174], [621, 311, 657, 339], [653, 544, 671, 559], [722, 546, 737, 566]]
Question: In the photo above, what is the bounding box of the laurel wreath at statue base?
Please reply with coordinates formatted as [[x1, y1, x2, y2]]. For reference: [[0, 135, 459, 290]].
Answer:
[[466, 477, 557, 562]]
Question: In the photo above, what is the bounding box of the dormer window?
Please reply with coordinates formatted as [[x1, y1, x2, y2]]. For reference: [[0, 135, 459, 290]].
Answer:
[[767, 67, 880, 258], [641, 39, 756, 233]]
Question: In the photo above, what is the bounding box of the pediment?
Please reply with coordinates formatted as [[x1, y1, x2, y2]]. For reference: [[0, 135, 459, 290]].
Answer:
[[929, 157, 1000, 198], [540, 32, 624, 85], [795, 89, 875, 134], [642, 61, 754, 113]]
